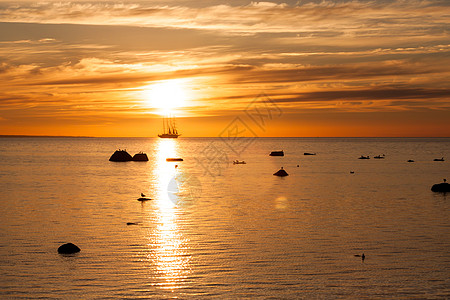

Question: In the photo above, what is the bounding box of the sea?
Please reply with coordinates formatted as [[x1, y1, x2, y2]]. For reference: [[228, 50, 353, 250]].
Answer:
[[0, 137, 449, 299]]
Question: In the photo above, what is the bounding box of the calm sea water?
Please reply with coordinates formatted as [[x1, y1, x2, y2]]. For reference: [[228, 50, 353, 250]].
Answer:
[[0, 137, 449, 299]]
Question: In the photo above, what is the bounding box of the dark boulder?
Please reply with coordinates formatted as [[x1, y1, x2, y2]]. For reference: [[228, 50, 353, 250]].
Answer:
[[273, 167, 288, 177], [58, 243, 81, 254], [109, 150, 132, 162], [132, 152, 149, 161], [431, 182, 450, 193], [269, 150, 284, 156]]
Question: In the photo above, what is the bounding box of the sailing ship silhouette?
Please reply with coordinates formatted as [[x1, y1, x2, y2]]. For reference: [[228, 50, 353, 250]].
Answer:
[[158, 115, 180, 138]]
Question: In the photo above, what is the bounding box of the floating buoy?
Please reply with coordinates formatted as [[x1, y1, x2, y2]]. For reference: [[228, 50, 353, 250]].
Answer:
[[166, 158, 183, 162]]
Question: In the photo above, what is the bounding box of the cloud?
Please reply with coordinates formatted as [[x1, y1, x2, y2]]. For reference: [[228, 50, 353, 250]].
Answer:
[[0, 0, 448, 36]]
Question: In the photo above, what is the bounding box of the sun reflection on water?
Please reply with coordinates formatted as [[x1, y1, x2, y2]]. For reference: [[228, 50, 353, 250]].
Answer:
[[149, 138, 191, 291]]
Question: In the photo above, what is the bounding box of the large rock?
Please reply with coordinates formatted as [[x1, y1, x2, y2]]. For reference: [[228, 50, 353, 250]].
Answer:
[[132, 152, 149, 161], [58, 243, 81, 254], [431, 182, 450, 193], [109, 150, 132, 162]]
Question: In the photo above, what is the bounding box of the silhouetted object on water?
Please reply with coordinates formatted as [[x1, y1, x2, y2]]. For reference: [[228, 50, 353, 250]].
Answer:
[[433, 157, 444, 161], [233, 160, 246, 164], [374, 154, 385, 159], [166, 158, 183, 162], [358, 155, 370, 159], [273, 167, 288, 177], [137, 196, 152, 201], [127, 222, 139, 225], [158, 115, 180, 138], [304, 152, 316, 155], [270, 150, 284, 156], [141, 193, 146, 197], [58, 243, 80, 254], [109, 149, 132, 162], [407, 159, 415, 162], [297, 165, 299, 167], [354, 253, 365, 261], [350, 171, 355, 174], [431, 179, 450, 193], [132, 152, 149, 161]]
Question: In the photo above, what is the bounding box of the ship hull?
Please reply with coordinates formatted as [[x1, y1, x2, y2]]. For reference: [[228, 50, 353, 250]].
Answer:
[[158, 134, 180, 138]]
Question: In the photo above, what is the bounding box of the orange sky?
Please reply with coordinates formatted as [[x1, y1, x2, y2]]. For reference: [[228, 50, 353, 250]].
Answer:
[[0, 0, 449, 137]]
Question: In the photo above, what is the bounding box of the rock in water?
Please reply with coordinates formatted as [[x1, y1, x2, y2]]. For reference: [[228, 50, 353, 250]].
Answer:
[[269, 150, 284, 156], [109, 150, 132, 162], [431, 182, 450, 193], [58, 243, 81, 254], [132, 152, 149, 161], [273, 167, 289, 177]]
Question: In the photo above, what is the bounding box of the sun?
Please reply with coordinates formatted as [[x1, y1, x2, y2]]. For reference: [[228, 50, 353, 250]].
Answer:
[[143, 79, 188, 114]]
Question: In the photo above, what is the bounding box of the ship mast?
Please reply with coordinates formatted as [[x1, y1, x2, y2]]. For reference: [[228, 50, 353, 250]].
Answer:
[[162, 116, 166, 134]]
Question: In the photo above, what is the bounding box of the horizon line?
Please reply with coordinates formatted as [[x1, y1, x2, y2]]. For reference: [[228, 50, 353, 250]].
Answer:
[[1, 135, 449, 139]]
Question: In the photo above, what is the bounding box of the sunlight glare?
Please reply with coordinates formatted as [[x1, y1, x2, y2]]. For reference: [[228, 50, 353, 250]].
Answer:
[[143, 79, 188, 114]]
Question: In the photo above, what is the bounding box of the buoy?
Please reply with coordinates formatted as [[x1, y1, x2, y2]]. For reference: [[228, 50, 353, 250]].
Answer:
[[166, 158, 183, 162]]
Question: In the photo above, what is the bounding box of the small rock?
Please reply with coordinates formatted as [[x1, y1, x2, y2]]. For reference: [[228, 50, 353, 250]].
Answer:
[[58, 243, 80, 254], [273, 167, 289, 177]]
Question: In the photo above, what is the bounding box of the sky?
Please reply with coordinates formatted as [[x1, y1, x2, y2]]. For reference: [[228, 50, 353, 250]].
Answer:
[[0, 0, 449, 137]]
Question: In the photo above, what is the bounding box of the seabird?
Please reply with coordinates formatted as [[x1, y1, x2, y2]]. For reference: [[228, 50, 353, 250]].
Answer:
[[141, 193, 146, 197]]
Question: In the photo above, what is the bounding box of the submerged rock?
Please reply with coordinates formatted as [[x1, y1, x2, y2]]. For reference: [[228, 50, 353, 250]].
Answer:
[[132, 152, 149, 161], [273, 167, 289, 177], [57, 243, 81, 254], [109, 150, 132, 162]]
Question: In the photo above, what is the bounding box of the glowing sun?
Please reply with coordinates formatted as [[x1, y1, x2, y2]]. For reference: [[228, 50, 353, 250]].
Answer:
[[143, 79, 188, 114]]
